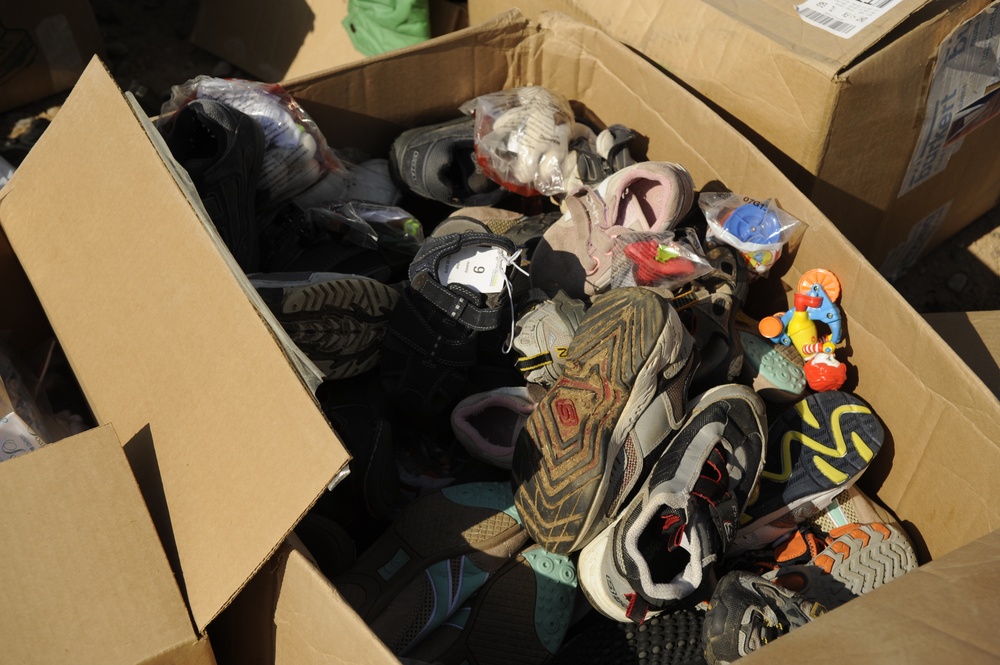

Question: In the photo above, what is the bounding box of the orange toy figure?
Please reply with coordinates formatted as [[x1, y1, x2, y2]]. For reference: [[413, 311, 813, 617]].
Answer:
[[804, 352, 848, 391]]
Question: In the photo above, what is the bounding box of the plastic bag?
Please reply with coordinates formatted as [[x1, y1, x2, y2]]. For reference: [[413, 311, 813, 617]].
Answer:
[[609, 230, 714, 290], [308, 202, 425, 255], [159, 76, 348, 210], [698, 192, 806, 278], [460, 86, 575, 197]]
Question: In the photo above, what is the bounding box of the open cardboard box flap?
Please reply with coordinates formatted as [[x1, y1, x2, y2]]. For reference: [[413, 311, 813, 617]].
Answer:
[[0, 58, 351, 632], [201, 10, 1000, 663], [0, 425, 215, 664]]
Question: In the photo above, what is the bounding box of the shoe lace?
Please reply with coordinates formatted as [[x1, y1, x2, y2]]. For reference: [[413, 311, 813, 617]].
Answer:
[[501, 248, 530, 354]]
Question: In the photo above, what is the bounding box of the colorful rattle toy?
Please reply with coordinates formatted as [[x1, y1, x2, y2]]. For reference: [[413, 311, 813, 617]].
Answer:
[[758, 268, 848, 391]]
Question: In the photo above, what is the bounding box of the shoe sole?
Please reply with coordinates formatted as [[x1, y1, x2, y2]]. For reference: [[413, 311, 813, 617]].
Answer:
[[766, 522, 917, 608], [512, 288, 679, 554], [739, 331, 807, 401], [730, 392, 884, 555], [332, 482, 528, 654], [416, 545, 578, 665], [258, 275, 399, 379], [552, 607, 705, 665]]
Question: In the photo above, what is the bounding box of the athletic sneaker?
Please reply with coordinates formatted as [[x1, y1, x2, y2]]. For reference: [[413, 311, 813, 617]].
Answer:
[[379, 218, 518, 418], [511, 290, 588, 386], [729, 391, 885, 556], [251, 272, 400, 380], [389, 116, 507, 208], [511, 287, 697, 555], [552, 606, 707, 665], [332, 481, 529, 655], [403, 544, 578, 665], [577, 384, 766, 624], [702, 570, 826, 664], [764, 522, 918, 609], [163, 98, 265, 272], [450, 385, 544, 470]]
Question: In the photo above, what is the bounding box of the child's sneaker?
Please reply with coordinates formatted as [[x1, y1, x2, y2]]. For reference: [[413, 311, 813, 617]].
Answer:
[[510, 290, 588, 386], [729, 391, 885, 556], [702, 570, 826, 664], [450, 385, 544, 470]]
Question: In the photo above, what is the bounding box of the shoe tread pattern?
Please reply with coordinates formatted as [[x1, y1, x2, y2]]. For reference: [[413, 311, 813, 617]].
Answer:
[[513, 288, 668, 554]]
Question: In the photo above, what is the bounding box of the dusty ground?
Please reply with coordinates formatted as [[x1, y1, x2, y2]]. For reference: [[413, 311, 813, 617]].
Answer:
[[3, 0, 999, 314]]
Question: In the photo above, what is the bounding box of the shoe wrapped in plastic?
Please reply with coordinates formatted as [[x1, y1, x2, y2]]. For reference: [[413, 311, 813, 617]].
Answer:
[[460, 86, 575, 197], [158, 75, 347, 210]]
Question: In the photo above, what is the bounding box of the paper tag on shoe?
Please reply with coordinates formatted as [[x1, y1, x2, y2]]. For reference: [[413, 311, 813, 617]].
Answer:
[[438, 246, 510, 294]]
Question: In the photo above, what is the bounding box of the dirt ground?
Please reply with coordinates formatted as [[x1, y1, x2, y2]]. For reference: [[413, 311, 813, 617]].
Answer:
[[3, 0, 1000, 314]]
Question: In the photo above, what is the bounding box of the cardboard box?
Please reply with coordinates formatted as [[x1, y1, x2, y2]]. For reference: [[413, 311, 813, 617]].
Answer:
[[4, 9, 1000, 664], [190, 10, 999, 663], [0, 426, 216, 665], [191, 0, 468, 82], [0, 55, 353, 658], [469, 0, 1000, 280], [0, 1, 104, 112], [925, 310, 1000, 398]]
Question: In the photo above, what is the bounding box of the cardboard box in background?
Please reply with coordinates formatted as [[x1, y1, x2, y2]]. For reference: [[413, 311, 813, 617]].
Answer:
[[925, 310, 1000, 398], [0, 55, 354, 659], [196, 10, 1000, 663], [191, 0, 468, 82], [469, 0, 1000, 281], [0, 1, 104, 113]]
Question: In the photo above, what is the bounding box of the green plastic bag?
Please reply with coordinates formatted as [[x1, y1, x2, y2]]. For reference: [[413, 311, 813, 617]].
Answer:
[[343, 0, 431, 57]]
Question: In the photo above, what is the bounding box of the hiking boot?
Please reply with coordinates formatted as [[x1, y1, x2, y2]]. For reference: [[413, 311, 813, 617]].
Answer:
[[511, 289, 588, 386], [551, 606, 707, 665], [577, 384, 766, 623], [332, 481, 529, 655], [702, 570, 826, 664], [390, 116, 507, 208], [729, 391, 885, 556], [379, 218, 518, 418], [404, 544, 578, 665], [163, 98, 265, 272], [512, 287, 697, 555], [450, 385, 544, 471], [250, 272, 400, 380]]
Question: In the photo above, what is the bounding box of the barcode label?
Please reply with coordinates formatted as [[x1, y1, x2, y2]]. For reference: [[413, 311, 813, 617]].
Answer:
[[798, 8, 855, 35], [795, 0, 905, 39]]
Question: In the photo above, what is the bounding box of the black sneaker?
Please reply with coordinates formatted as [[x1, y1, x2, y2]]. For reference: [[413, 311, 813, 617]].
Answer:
[[552, 607, 707, 665], [379, 218, 518, 419], [389, 116, 507, 208], [702, 570, 826, 664], [163, 99, 265, 272]]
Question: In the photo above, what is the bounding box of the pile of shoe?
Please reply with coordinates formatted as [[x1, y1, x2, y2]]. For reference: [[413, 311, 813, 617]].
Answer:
[[157, 78, 918, 665]]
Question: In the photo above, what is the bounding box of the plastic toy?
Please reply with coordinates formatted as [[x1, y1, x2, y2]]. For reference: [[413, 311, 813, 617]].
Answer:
[[758, 269, 849, 392]]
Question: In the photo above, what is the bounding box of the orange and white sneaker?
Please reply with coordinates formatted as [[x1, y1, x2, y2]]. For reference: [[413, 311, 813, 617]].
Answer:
[[763, 521, 918, 610]]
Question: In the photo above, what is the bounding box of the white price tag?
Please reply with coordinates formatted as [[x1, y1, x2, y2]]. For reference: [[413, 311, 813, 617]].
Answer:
[[438, 246, 510, 294]]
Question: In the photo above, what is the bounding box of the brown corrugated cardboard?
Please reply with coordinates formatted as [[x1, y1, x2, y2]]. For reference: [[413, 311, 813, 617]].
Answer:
[[191, 0, 468, 82], [0, 1, 104, 112], [0, 425, 214, 665], [468, 0, 1000, 278], [2, 8, 999, 662], [0, 58, 351, 633], [200, 10, 1000, 662], [925, 310, 1000, 398]]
